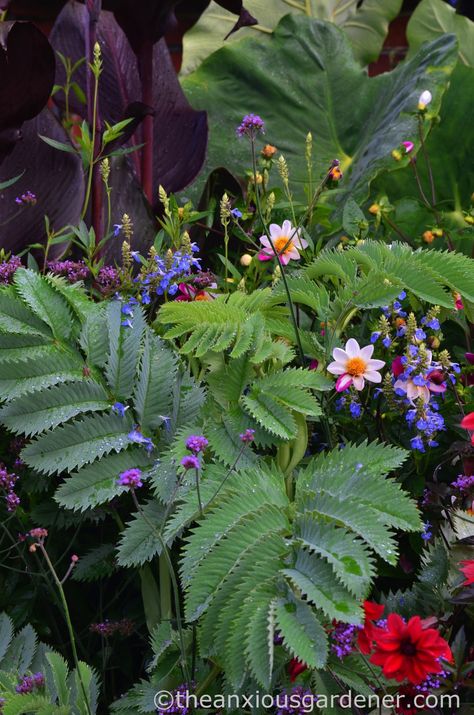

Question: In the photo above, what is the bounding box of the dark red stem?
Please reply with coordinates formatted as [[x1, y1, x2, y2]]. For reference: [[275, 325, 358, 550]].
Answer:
[[138, 40, 154, 204]]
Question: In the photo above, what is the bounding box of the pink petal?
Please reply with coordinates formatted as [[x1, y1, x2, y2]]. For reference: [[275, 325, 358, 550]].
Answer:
[[269, 223, 283, 239], [259, 235, 271, 248], [332, 348, 349, 363], [281, 219, 292, 236], [280, 253, 291, 265], [428, 382, 446, 394], [257, 251, 273, 262], [336, 374, 352, 392]]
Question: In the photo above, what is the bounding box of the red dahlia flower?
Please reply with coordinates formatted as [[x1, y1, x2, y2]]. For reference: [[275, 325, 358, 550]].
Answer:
[[370, 614, 452, 684], [461, 413, 474, 444], [288, 658, 307, 682], [460, 560, 474, 586], [357, 600, 385, 655]]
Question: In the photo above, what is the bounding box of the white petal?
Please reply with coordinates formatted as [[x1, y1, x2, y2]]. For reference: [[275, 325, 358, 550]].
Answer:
[[345, 338, 360, 357], [359, 344, 374, 360], [259, 235, 271, 248], [285, 247, 300, 260], [282, 219, 292, 236], [327, 362, 347, 375], [353, 376, 365, 390], [332, 348, 349, 364], [419, 90, 432, 106], [406, 382, 419, 401], [366, 358, 385, 370], [365, 371, 382, 383], [393, 379, 406, 393], [269, 223, 282, 239]]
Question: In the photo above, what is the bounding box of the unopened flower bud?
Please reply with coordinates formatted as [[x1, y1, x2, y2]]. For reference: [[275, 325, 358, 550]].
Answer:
[[240, 254, 252, 267], [220, 193, 231, 224], [391, 149, 402, 162], [277, 155, 289, 184], [418, 90, 432, 111], [261, 144, 277, 159], [71, 554, 79, 563], [369, 204, 380, 215], [100, 158, 110, 183]]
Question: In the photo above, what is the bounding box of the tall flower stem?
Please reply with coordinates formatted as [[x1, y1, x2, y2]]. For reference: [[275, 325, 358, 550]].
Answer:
[[81, 60, 100, 221], [250, 139, 305, 366], [37, 543, 93, 715], [130, 491, 191, 685]]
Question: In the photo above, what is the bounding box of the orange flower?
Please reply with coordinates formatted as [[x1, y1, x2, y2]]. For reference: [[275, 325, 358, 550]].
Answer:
[[422, 230, 435, 244], [261, 144, 277, 158]]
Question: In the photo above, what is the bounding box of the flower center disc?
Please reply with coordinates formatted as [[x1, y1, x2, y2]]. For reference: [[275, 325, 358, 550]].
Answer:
[[400, 639, 417, 656], [345, 356, 367, 376], [274, 236, 290, 253]]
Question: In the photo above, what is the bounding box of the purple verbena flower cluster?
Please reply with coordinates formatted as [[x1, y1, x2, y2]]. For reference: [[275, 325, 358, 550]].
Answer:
[[181, 455, 200, 471], [15, 191, 37, 206], [185, 435, 208, 454], [330, 622, 360, 659], [117, 468, 143, 489], [97, 266, 121, 296], [239, 428, 255, 443], [0, 464, 19, 512], [451, 474, 474, 494], [156, 684, 192, 715], [90, 618, 134, 637], [47, 260, 90, 283], [236, 114, 265, 138], [275, 686, 316, 715], [15, 673, 44, 694], [0, 255, 21, 284]]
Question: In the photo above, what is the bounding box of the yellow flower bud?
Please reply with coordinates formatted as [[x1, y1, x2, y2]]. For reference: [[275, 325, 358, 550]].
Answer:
[[369, 204, 380, 215], [240, 254, 252, 267], [391, 149, 402, 161]]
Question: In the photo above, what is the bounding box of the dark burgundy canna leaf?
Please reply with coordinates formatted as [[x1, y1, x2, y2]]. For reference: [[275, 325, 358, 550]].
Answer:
[[0, 21, 55, 164], [101, 0, 179, 56], [214, 0, 257, 38], [0, 108, 84, 256], [50, 2, 208, 205]]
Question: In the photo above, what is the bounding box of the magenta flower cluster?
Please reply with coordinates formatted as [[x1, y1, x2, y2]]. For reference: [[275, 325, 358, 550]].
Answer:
[[15, 673, 44, 694], [236, 113, 265, 138], [47, 260, 90, 283], [0, 463, 19, 512], [15, 190, 37, 206], [181, 434, 208, 470], [239, 428, 255, 443], [117, 468, 143, 489], [90, 618, 134, 637], [0, 255, 21, 285]]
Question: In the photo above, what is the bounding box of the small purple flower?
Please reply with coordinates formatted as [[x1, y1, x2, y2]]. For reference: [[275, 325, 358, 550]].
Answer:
[[349, 401, 362, 419], [117, 468, 143, 489], [15, 190, 37, 206], [382, 336, 392, 348], [236, 113, 265, 138], [121, 319, 133, 328], [181, 455, 200, 470], [239, 429, 255, 443], [185, 435, 209, 454], [128, 428, 154, 452], [421, 521, 432, 541], [113, 223, 122, 236], [231, 208, 243, 219], [452, 474, 474, 494], [370, 331, 381, 343], [330, 622, 360, 659], [112, 402, 128, 417], [0, 255, 22, 284]]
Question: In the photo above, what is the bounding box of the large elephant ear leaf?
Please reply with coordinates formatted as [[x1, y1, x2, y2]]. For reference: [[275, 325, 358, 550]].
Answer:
[[407, 0, 474, 68], [50, 1, 208, 205], [181, 15, 457, 214], [0, 109, 84, 257], [0, 21, 55, 164], [181, 0, 402, 75]]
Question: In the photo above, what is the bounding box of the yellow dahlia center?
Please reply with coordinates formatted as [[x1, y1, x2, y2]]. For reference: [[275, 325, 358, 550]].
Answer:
[[274, 236, 291, 253], [345, 356, 367, 377]]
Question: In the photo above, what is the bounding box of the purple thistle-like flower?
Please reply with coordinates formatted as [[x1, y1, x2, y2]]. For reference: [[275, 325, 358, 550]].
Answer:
[[117, 468, 143, 489], [275, 686, 317, 714], [97, 266, 121, 296], [239, 428, 255, 443], [185, 435, 208, 454], [236, 113, 265, 138], [181, 455, 200, 471], [156, 683, 193, 715]]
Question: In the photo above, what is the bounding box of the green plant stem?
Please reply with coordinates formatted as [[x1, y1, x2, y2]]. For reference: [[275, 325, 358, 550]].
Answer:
[[418, 118, 436, 207], [195, 467, 203, 517], [250, 139, 305, 366], [195, 662, 222, 698], [159, 553, 172, 622], [81, 69, 99, 220], [409, 158, 431, 208], [130, 491, 191, 685], [38, 543, 93, 715]]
